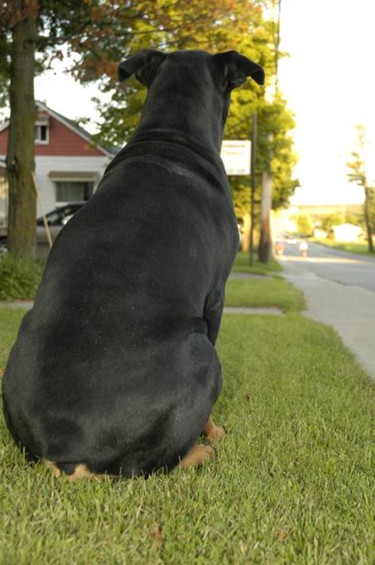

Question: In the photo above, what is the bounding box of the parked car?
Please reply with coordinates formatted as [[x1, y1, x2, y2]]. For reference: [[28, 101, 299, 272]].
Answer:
[[36, 202, 86, 246], [0, 202, 86, 252]]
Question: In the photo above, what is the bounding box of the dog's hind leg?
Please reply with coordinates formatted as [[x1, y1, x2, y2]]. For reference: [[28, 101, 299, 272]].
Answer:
[[203, 415, 226, 441]]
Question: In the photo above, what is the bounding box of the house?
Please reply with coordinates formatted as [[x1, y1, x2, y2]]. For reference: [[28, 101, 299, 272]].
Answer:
[[0, 101, 116, 225], [332, 223, 363, 242]]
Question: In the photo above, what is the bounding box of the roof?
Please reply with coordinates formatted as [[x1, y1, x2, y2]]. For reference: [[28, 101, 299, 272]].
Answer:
[[36, 101, 119, 156], [0, 101, 119, 157], [332, 223, 362, 232]]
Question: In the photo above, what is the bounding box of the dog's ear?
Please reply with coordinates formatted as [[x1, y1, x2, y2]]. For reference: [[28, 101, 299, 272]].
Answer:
[[118, 49, 166, 85], [214, 51, 265, 89]]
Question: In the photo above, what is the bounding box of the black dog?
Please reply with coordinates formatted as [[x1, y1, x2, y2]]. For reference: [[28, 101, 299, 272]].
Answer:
[[2, 50, 264, 480]]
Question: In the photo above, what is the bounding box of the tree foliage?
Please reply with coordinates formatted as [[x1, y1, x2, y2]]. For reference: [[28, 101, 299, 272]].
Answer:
[[69, 0, 299, 217], [296, 213, 314, 236], [347, 125, 374, 252], [320, 213, 344, 234], [227, 90, 299, 220]]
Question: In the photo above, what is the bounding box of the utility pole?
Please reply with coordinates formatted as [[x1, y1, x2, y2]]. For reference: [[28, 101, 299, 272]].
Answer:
[[273, 0, 282, 93], [258, 0, 282, 263], [249, 113, 257, 265]]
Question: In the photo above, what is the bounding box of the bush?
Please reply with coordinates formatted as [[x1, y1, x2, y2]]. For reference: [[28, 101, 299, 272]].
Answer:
[[0, 255, 44, 301]]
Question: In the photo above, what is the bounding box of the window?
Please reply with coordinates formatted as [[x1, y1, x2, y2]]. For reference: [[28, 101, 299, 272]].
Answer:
[[35, 123, 49, 144], [55, 181, 94, 203]]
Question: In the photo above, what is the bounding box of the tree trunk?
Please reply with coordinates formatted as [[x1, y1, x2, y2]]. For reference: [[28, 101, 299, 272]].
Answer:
[[6, 4, 38, 260], [364, 187, 374, 253]]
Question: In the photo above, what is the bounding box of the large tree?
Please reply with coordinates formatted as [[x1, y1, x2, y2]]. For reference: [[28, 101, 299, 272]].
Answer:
[[1, 0, 95, 259], [347, 125, 374, 253], [3, 1, 38, 259]]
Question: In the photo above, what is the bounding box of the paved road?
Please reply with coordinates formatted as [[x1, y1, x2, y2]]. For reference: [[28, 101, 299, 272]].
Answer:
[[278, 240, 375, 292], [278, 242, 375, 379]]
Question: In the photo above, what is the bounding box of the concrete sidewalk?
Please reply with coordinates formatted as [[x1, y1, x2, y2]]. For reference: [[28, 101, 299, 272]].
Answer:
[[281, 261, 375, 380]]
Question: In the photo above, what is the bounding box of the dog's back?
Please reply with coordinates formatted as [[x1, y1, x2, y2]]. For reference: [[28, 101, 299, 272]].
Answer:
[[2, 50, 264, 478]]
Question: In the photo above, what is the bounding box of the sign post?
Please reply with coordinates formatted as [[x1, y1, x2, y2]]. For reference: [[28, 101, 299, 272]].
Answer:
[[220, 140, 251, 176], [221, 133, 257, 265]]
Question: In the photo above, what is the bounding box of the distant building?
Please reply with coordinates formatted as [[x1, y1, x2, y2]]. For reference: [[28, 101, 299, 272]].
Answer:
[[332, 223, 362, 242], [0, 101, 116, 225]]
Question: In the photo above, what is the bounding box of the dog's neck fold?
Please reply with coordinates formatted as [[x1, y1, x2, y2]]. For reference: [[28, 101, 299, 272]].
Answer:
[[130, 74, 229, 154]]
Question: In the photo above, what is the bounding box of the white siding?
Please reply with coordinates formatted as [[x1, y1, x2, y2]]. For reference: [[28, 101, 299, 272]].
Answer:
[[0, 154, 113, 220], [35, 155, 112, 215]]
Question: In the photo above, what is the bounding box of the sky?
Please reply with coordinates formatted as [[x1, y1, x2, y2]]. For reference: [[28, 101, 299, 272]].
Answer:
[[31, 0, 375, 206], [277, 0, 375, 205]]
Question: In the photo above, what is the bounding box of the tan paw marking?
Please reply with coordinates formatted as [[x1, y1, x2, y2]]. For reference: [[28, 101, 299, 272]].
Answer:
[[179, 444, 216, 469], [203, 416, 226, 441], [44, 460, 110, 481]]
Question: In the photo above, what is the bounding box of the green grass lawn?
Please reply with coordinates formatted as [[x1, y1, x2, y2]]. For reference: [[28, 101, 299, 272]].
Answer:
[[313, 239, 375, 256], [225, 277, 305, 313], [232, 251, 282, 274], [0, 276, 374, 562]]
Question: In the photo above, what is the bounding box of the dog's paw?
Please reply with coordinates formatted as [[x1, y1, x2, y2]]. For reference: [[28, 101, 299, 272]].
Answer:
[[179, 444, 216, 469], [203, 416, 226, 441], [205, 424, 226, 442]]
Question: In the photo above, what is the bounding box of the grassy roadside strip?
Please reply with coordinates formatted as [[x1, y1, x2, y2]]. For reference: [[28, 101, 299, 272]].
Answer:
[[313, 239, 375, 256], [232, 251, 282, 274], [227, 251, 305, 313], [225, 277, 305, 313]]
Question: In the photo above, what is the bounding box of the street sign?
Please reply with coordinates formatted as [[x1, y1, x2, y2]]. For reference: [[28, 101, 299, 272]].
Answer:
[[221, 140, 251, 175]]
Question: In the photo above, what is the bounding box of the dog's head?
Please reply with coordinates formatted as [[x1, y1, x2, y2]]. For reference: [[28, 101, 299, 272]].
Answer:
[[118, 50, 264, 149], [118, 49, 265, 91]]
